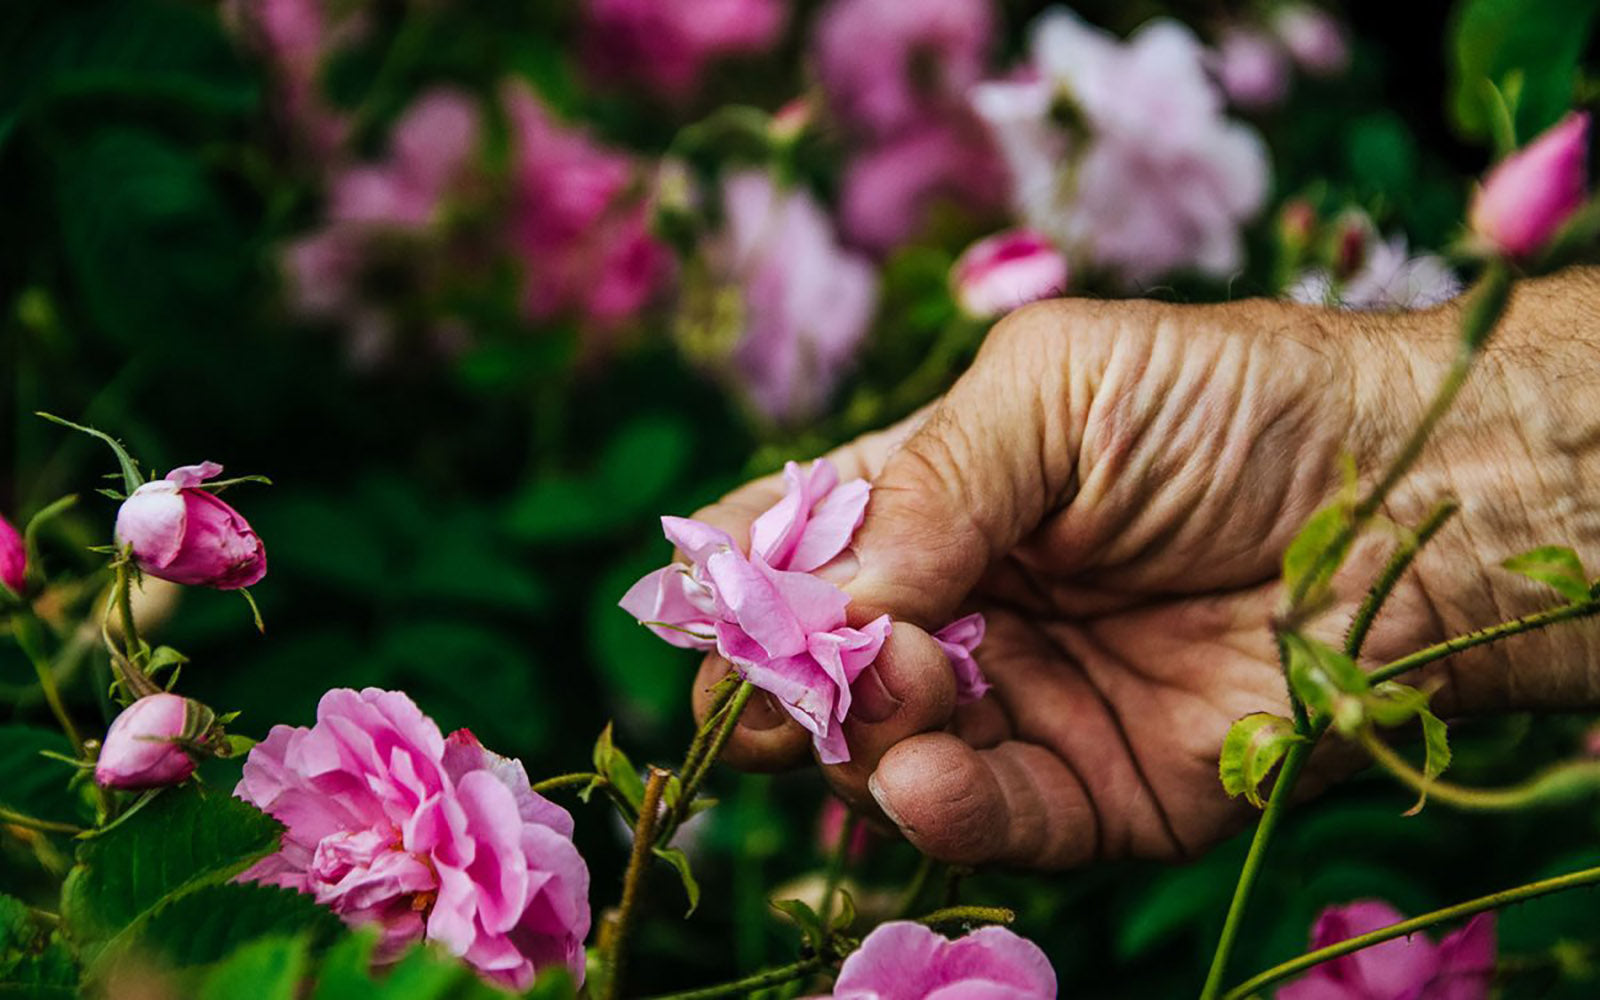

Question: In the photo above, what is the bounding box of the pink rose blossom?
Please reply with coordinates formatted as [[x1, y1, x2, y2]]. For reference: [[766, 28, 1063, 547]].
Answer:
[[1280, 901, 1495, 1000], [1287, 216, 1460, 311], [0, 512, 23, 594], [823, 921, 1056, 999], [95, 694, 205, 790], [115, 463, 267, 590], [703, 172, 878, 422], [1214, 29, 1292, 110], [1272, 4, 1350, 78], [621, 459, 989, 763], [1470, 111, 1591, 259], [814, 0, 994, 138], [582, 0, 786, 100], [839, 121, 1008, 253], [503, 82, 672, 334], [974, 12, 1269, 287], [328, 89, 482, 228], [236, 689, 590, 989], [951, 228, 1069, 318], [228, 0, 365, 156]]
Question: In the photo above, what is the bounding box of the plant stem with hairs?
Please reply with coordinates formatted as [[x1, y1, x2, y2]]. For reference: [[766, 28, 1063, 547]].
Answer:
[[603, 766, 671, 1000]]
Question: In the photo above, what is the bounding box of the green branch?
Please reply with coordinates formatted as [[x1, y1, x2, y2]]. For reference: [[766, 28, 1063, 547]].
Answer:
[[1368, 598, 1600, 687], [634, 955, 828, 1000], [603, 767, 671, 1000], [1345, 499, 1459, 659], [1358, 728, 1600, 811], [0, 807, 83, 837]]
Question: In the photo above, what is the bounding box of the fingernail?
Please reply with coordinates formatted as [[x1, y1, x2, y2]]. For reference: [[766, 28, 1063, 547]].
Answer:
[[868, 773, 906, 828], [738, 691, 787, 731], [850, 664, 901, 724]]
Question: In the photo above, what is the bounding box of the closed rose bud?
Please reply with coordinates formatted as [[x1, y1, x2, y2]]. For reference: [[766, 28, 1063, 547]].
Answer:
[[115, 463, 266, 590], [952, 229, 1069, 319], [95, 693, 211, 790], [1470, 111, 1591, 259], [0, 512, 23, 595]]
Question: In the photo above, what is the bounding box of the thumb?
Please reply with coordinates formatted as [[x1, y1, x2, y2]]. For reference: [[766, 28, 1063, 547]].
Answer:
[[844, 305, 1070, 628]]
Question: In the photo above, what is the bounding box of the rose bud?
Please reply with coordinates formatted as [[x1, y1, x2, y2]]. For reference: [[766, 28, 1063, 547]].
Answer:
[[1470, 111, 1591, 259], [952, 229, 1069, 319], [115, 463, 266, 590], [95, 693, 214, 790], [0, 512, 23, 595]]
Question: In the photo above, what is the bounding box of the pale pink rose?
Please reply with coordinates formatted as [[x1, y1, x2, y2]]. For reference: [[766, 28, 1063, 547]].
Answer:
[[1280, 901, 1495, 1000], [329, 89, 482, 228], [236, 689, 590, 989], [974, 12, 1269, 286], [705, 171, 878, 422], [823, 921, 1056, 999], [951, 228, 1068, 317], [1214, 29, 1291, 110], [0, 512, 23, 594], [115, 463, 267, 590], [1272, 4, 1349, 77], [814, 0, 994, 137], [503, 82, 671, 333], [839, 121, 1008, 252], [582, 0, 786, 100], [1287, 217, 1461, 311], [749, 460, 871, 574], [1470, 111, 1591, 259], [95, 694, 205, 790]]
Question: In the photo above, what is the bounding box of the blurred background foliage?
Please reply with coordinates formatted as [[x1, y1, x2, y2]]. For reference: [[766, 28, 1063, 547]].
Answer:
[[3, 0, 1599, 995]]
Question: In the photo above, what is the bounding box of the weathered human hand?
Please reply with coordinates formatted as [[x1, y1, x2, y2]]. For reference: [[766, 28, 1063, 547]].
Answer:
[[689, 271, 1600, 869]]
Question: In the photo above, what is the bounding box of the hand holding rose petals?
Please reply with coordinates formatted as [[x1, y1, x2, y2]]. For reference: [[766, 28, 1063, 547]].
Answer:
[[115, 463, 267, 590]]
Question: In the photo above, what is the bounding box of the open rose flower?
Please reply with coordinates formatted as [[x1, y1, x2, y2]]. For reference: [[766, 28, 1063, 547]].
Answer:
[[115, 463, 267, 590], [1280, 901, 1495, 1000], [1470, 111, 1591, 259], [823, 921, 1056, 999], [0, 512, 23, 594], [95, 693, 212, 790], [236, 688, 590, 988], [621, 459, 989, 763]]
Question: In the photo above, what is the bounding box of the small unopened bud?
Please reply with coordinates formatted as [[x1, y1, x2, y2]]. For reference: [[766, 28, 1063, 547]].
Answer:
[[951, 229, 1070, 319], [1278, 199, 1318, 250], [95, 693, 216, 790], [1470, 112, 1591, 260]]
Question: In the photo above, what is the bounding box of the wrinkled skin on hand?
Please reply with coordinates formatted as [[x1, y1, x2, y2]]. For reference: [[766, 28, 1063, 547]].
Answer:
[[690, 270, 1600, 870]]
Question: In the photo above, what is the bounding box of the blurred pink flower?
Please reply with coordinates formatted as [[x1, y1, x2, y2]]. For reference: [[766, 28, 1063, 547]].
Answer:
[[1288, 218, 1460, 311], [237, 689, 590, 989], [974, 12, 1269, 287], [582, 0, 786, 100], [503, 82, 671, 334], [1280, 901, 1495, 1000], [934, 613, 989, 703], [814, 0, 994, 138], [1471, 111, 1591, 259], [329, 89, 482, 228], [951, 228, 1068, 318], [839, 120, 1009, 252], [704, 171, 878, 422], [115, 463, 267, 591], [1272, 4, 1350, 78], [0, 512, 23, 594], [228, 0, 364, 155], [95, 694, 203, 790], [1214, 29, 1291, 110], [824, 922, 1056, 999], [816, 797, 875, 863]]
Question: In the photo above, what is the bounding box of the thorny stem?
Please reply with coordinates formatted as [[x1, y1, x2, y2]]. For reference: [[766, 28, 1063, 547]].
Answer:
[[605, 766, 671, 1000], [916, 905, 1016, 928], [1223, 865, 1600, 1000], [678, 674, 742, 785], [1358, 729, 1600, 811], [633, 955, 829, 1000], [655, 680, 755, 848], [1368, 598, 1600, 687], [678, 682, 756, 812], [1344, 499, 1460, 659], [530, 772, 601, 795], [0, 807, 84, 837]]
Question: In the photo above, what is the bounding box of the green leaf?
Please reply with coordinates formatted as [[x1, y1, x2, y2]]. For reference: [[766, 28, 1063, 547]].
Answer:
[[1282, 502, 1353, 607], [591, 724, 644, 814], [198, 934, 306, 1000], [0, 893, 76, 996], [1404, 708, 1453, 816], [1218, 713, 1306, 809], [1283, 633, 1370, 723], [1363, 682, 1432, 728], [34, 413, 143, 495], [59, 785, 282, 962], [770, 898, 824, 952], [829, 888, 857, 934], [652, 846, 701, 916], [135, 882, 342, 968], [0, 726, 89, 827], [1448, 0, 1600, 143], [311, 929, 523, 1000], [1503, 545, 1590, 602]]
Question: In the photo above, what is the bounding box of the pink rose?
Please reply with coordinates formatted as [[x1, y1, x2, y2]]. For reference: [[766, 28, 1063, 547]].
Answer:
[[1215, 29, 1291, 110], [95, 693, 207, 790], [1272, 4, 1349, 78], [839, 121, 1008, 253], [933, 613, 989, 703], [951, 228, 1069, 318], [236, 689, 590, 989], [1470, 111, 1591, 259], [115, 463, 267, 590], [1280, 901, 1495, 1000], [823, 921, 1056, 999], [0, 512, 23, 594], [582, 0, 785, 100], [328, 88, 482, 229]]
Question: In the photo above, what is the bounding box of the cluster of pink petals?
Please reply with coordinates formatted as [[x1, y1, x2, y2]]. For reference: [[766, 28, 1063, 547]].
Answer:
[[115, 463, 267, 590], [1280, 901, 1495, 1000], [227, 0, 373, 157], [701, 172, 878, 423], [1272, 4, 1350, 78], [973, 12, 1269, 287], [236, 688, 590, 989], [1470, 111, 1591, 259], [0, 512, 23, 594], [815, 0, 1006, 252], [1213, 29, 1292, 110], [820, 921, 1056, 999], [950, 228, 1069, 318], [581, 0, 786, 101], [621, 459, 987, 762], [503, 82, 672, 336], [94, 693, 201, 790], [1287, 223, 1461, 312]]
